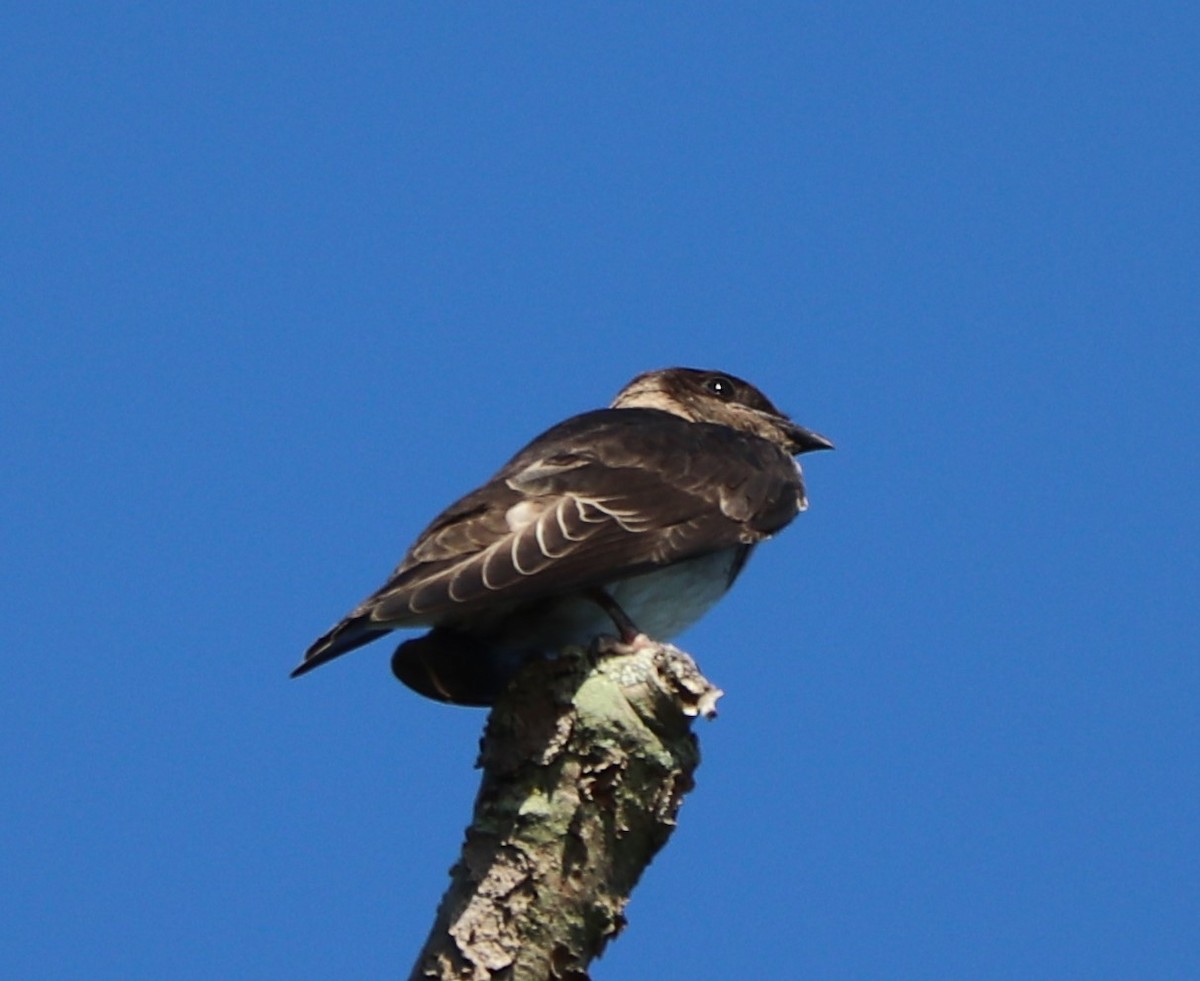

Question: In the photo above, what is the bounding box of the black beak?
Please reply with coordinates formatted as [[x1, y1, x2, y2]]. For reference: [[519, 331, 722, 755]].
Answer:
[[785, 422, 835, 455]]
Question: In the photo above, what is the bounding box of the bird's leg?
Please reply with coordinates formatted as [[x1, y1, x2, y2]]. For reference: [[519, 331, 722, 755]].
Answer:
[[587, 589, 646, 645]]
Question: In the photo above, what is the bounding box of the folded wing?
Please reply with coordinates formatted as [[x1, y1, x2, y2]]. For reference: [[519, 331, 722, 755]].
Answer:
[[293, 409, 804, 675]]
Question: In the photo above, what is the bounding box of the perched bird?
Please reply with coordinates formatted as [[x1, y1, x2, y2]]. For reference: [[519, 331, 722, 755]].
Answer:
[[292, 367, 832, 705]]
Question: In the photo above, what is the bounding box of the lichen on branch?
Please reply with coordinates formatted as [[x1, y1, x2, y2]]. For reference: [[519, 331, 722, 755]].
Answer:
[[410, 638, 722, 981]]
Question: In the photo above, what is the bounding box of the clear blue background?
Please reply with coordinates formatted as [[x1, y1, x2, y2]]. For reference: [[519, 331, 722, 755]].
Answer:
[[3, 5, 1197, 978]]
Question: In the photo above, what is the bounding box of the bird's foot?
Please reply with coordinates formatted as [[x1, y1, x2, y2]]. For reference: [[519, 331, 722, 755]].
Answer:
[[592, 630, 657, 656], [587, 589, 646, 645]]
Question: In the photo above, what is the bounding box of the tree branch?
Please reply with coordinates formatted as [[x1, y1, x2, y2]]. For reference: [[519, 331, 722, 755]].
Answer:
[[409, 638, 723, 981]]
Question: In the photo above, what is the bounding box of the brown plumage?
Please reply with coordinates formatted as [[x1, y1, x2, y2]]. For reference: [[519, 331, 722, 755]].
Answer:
[[292, 367, 832, 704]]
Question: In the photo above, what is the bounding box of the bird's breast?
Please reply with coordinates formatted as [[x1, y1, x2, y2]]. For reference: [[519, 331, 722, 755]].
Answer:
[[608, 547, 747, 638], [492, 546, 750, 652]]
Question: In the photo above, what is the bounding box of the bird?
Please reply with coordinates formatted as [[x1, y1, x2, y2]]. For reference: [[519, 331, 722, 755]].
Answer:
[[292, 367, 832, 705]]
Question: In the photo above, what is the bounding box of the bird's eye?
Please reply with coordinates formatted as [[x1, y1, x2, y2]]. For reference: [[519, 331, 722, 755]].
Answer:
[[705, 375, 734, 399]]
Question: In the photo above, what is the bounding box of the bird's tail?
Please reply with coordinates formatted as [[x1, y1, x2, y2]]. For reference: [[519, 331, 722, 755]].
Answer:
[[290, 617, 389, 678], [390, 628, 533, 706]]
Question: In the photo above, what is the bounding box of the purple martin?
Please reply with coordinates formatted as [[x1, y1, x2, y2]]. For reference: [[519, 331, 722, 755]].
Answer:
[[293, 367, 832, 705]]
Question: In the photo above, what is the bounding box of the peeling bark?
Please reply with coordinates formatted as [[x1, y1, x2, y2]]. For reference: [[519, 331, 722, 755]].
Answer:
[[409, 638, 722, 981]]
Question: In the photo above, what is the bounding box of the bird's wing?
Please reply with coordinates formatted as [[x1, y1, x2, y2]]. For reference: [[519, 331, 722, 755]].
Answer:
[[371, 410, 801, 619], [294, 409, 804, 675]]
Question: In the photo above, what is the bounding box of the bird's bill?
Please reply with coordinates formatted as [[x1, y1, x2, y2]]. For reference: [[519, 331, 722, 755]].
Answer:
[[784, 422, 835, 455]]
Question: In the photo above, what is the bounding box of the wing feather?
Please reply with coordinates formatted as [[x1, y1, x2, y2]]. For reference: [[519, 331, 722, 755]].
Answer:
[[355, 409, 804, 627]]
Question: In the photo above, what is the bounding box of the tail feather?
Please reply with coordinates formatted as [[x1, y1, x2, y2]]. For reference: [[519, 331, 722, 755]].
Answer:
[[290, 618, 390, 678], [391, 628, 532, 706]]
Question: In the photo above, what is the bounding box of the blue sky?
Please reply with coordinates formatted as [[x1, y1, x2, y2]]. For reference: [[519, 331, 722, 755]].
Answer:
[[3, 4, 1197, 978]]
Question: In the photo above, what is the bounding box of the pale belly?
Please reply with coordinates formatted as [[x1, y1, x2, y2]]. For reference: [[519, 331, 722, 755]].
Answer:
[[495, 547, 749, 652]]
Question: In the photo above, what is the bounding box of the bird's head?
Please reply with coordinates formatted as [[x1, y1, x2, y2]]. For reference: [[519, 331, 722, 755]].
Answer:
[[611, 367, 833, 455]]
